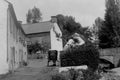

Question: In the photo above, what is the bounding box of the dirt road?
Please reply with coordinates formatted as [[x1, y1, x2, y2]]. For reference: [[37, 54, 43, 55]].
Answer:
[[0, 59, 58, 80]]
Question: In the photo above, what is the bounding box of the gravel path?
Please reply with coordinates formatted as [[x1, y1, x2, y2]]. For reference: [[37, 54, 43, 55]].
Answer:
[[0, 59, 58, 80]]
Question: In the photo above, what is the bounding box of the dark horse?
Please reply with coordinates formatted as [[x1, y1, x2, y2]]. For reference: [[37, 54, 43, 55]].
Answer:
[[47, 50, 58, 66]]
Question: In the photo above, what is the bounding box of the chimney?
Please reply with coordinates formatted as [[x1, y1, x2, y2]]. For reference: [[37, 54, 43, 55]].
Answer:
[[51, 16, 57, 23]]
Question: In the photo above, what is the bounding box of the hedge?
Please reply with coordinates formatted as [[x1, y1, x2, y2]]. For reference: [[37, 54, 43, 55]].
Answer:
[[60, 42, 99, 71]]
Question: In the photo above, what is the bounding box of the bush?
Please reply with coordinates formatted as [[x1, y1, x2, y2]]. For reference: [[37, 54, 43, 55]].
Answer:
[[82, 69, 100, 80], [51, 73, 67, 80], [68, 69, 100, 80], [68, 68, 80, 80], [60, 42, 99, 71]]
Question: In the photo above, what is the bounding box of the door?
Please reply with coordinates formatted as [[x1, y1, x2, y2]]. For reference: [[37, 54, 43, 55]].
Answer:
[[19, 49, 23, 67], [9, 47, 15, 72]]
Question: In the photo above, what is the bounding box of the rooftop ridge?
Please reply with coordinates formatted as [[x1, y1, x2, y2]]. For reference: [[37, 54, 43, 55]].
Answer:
[[22, 21, 51, 25]]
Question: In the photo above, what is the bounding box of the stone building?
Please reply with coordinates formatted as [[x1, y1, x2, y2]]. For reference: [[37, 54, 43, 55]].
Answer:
[[0, 0, 27, 74]]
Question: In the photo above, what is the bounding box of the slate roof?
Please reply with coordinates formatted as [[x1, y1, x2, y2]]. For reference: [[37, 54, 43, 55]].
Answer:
[[22, 21, 54, 34]]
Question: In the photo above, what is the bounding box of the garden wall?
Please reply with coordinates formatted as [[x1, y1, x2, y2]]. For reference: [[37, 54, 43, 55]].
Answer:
[[99, 47, 120, 67]]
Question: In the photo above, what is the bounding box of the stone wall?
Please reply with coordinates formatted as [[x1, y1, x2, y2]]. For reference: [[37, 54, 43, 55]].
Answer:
[[99, 47, 120, 67]]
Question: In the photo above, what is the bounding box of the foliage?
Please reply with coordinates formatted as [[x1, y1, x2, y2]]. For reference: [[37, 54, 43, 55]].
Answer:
[[60, 41, 99, 72], [68, 68, 80, 80], [56, 14, 88, 46], [40, 41, 50, 52], [99, 0, 120, 48], [26, 6, 42, 23], [27, 41, 50, 55], [86, 17, 104, 48], [82, 69, 101, 80], [51, 73, 67, 80], [27, 41, 43, 54]]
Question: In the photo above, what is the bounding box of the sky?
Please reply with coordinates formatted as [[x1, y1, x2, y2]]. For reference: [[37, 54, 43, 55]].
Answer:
[[8, 0, 105, 27]]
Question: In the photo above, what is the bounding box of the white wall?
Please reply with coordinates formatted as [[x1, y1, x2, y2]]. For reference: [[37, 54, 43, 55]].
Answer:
[[7, 4, 18, 70], [7, 14, 28, 70], [50, 23, 63, 51], [0, 0, 9, 74], [0, 0, 28, 74]]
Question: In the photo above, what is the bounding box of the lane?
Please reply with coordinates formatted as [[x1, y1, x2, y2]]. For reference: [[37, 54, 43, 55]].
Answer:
[[1, 59, 58, 80]]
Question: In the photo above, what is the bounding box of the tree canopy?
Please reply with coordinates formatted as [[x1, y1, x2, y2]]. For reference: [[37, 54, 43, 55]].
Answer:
[[86, 17, 104, 48], [56, 14, 88, 46], [26, 6, 42, 23], [99, 0, 120, 48]]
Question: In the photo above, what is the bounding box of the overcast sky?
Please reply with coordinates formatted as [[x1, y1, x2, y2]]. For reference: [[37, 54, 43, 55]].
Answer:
[[8, 0, 105, 27]]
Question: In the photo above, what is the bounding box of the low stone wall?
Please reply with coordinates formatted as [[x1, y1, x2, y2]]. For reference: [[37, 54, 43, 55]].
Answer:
[[99, 47, 120, 67]]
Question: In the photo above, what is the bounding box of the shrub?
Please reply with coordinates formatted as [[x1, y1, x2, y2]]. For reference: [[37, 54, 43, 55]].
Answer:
[[51, 73, 67, 80], [60, 42, 99, 71], [68, 69, 100, 80], [82, 69, 101, 80], [68, 68, 80, 80]]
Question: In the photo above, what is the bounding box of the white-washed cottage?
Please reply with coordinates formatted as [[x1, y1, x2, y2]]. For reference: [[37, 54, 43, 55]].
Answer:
[[0, 0, 28, 74], [22, 16, 63, 52]]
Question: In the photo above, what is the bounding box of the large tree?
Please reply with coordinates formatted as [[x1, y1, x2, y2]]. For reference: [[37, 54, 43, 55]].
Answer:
[[87, 17, 104, 48], [56, 14, 81, 33], [56, 14, 88, 46], [26, 6, 42, 23], [99, 0, 120, 48]]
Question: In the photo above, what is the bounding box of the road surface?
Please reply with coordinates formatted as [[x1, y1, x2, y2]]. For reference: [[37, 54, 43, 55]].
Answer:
[[0, 59, 58, 80]]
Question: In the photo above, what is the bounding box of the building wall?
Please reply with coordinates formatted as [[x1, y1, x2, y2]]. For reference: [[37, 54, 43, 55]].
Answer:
[[26, 22, 63, 53], [28, 32, 50, 43], [7, 2, 27, 72], [0, 0, 9, 74], [50, 23, 63, 51]]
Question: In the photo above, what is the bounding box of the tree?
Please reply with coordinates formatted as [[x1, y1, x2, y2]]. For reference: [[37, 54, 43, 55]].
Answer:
[[26, 9, 32, 23], [56, 14, 88, 46], [27, 41, 43, 54], [56, 14, 82, 33], [26, 6, 42, 23], [87, 17, 104, 48], [99, 0, 120, 48]]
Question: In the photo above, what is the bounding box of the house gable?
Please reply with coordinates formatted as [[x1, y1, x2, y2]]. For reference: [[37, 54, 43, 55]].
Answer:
[[22, 21, 53, 34]]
